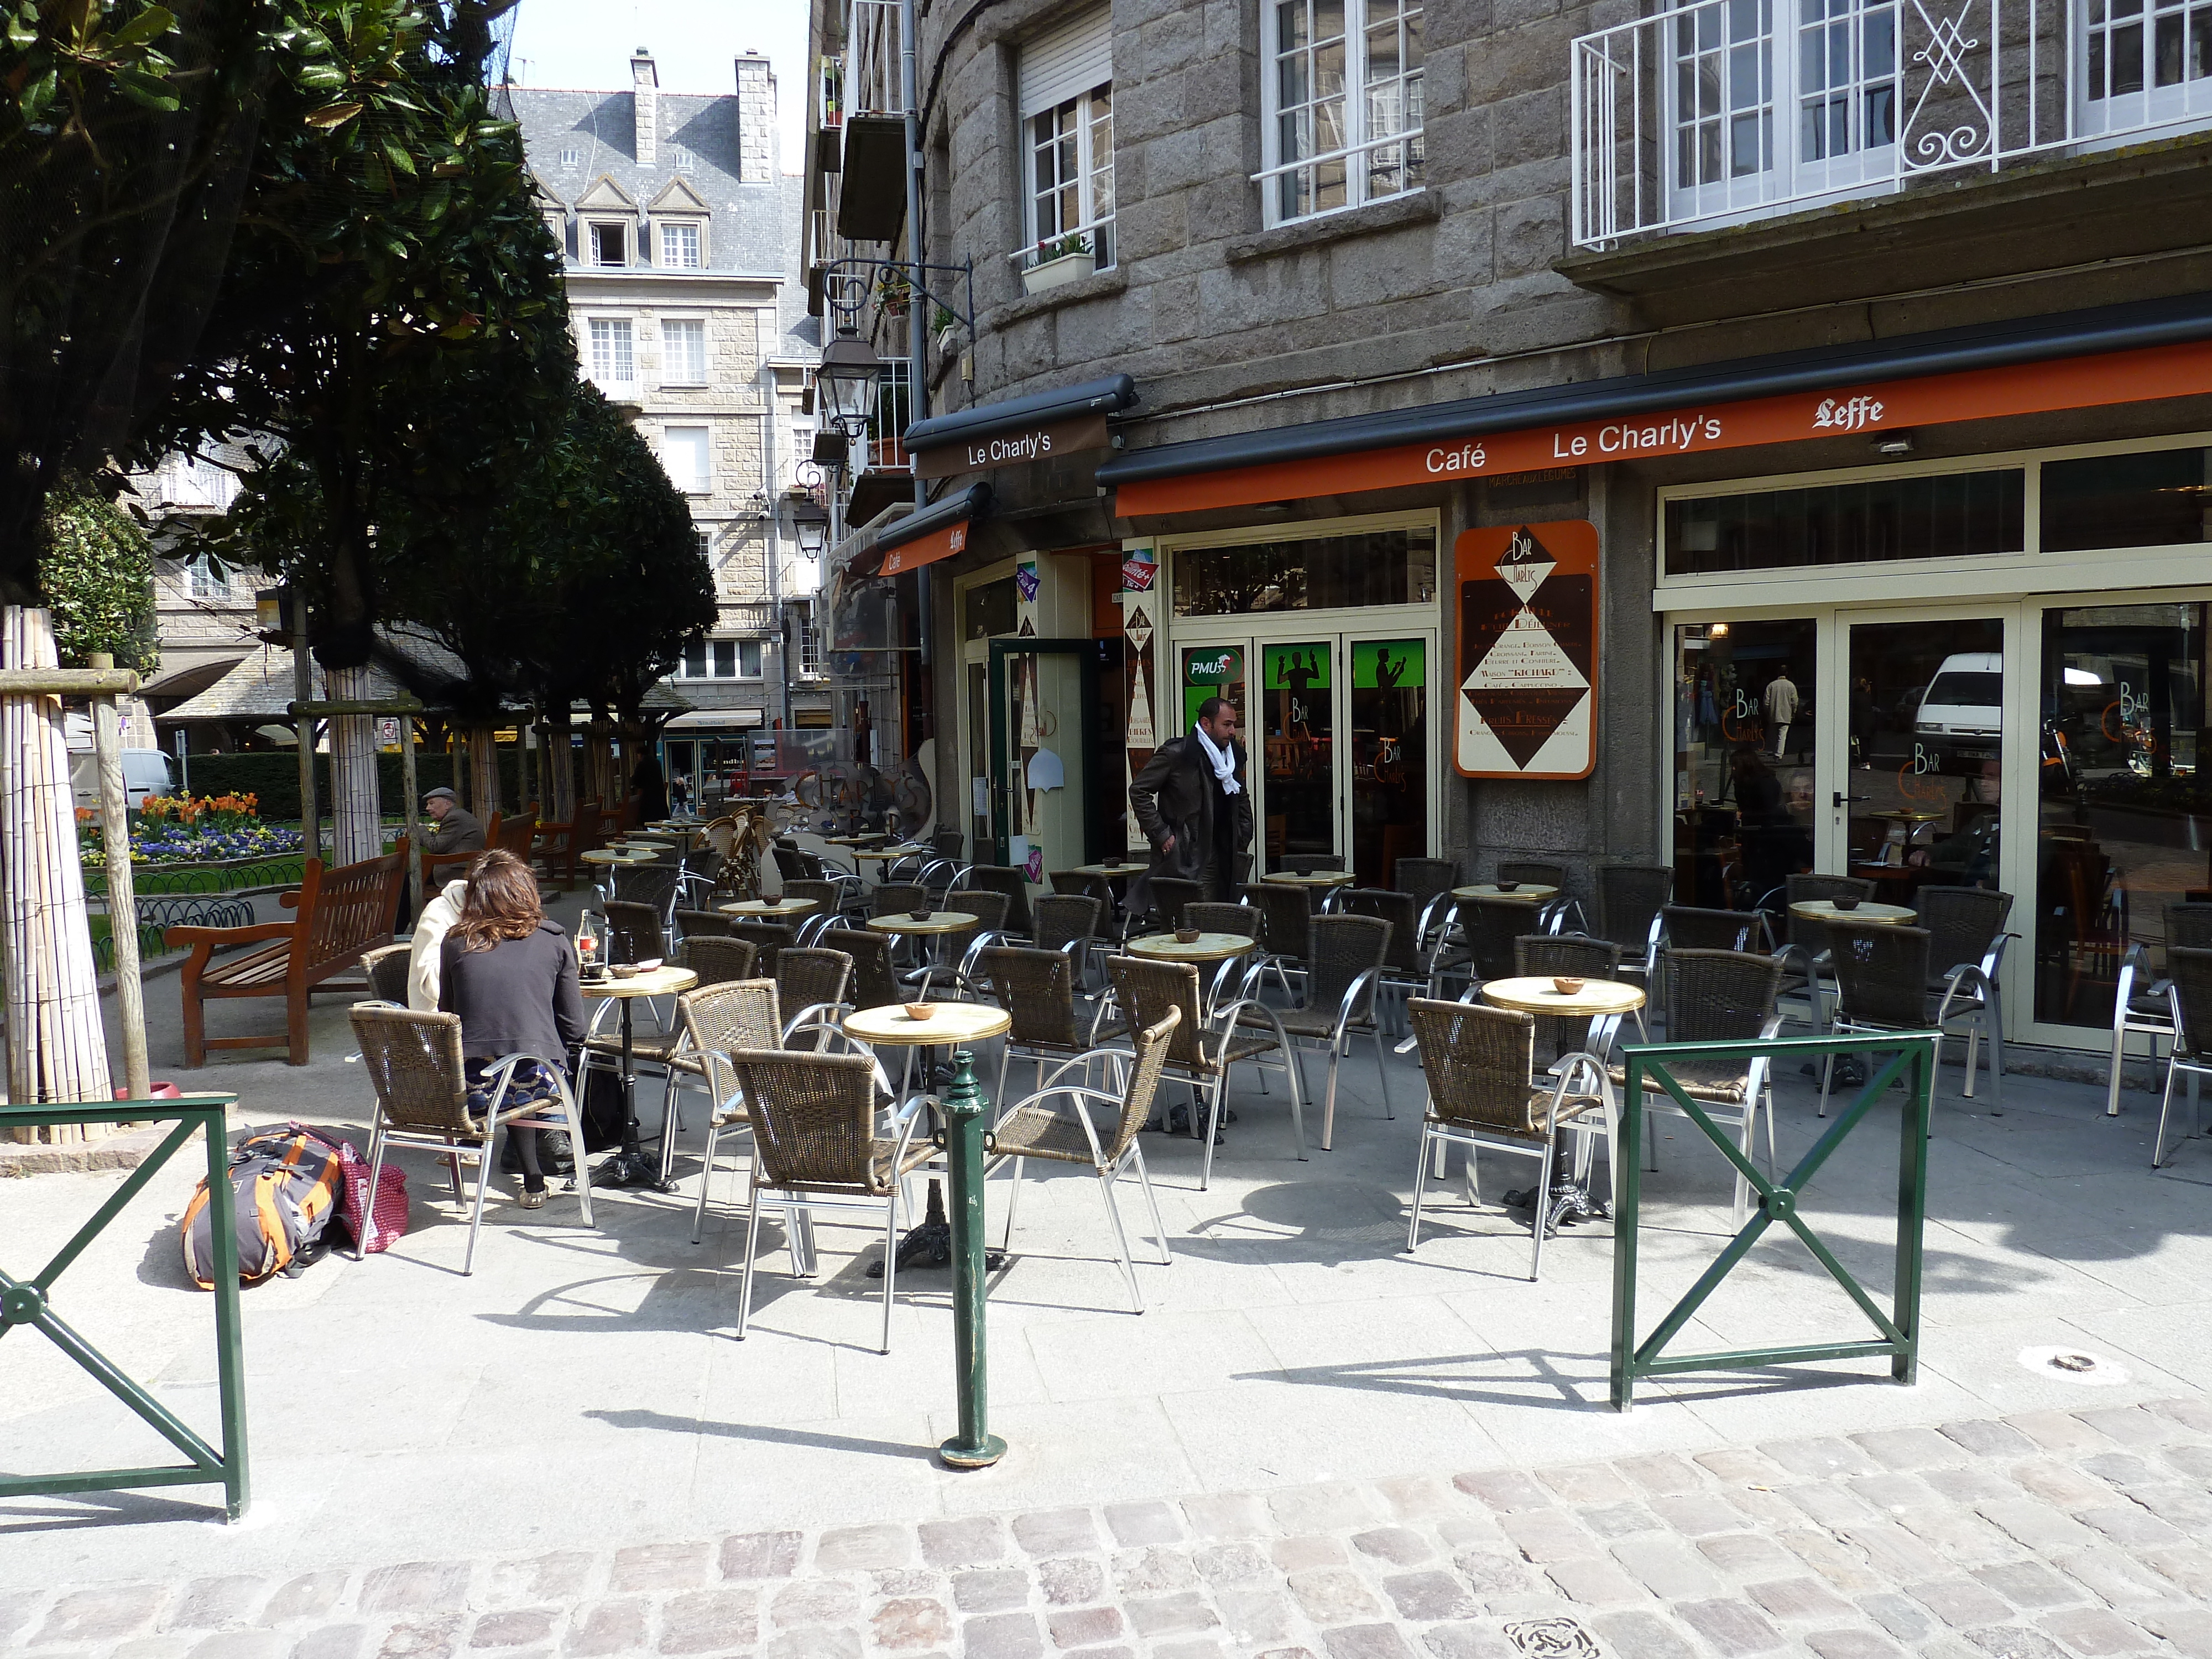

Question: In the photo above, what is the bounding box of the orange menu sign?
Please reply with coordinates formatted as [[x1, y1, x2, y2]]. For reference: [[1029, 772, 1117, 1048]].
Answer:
[[1112, 338, 2212, 517], [879, 519, 968, 577], [1454, 520, 1600, 781]]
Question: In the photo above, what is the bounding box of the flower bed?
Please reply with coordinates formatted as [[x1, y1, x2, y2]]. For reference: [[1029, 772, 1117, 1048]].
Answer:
[[80, 792, 305, 887]]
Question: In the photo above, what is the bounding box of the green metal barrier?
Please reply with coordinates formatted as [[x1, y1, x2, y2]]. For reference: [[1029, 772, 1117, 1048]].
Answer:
[[0, 1094, 249, 1519], [1610, 1032, 1932, 1412]]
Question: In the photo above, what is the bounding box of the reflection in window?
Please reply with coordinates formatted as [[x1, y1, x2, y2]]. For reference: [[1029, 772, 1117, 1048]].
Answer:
[[1172, 527, 1437, 616], [2042, 447, 2212, 554], [962, 576, 1018, 640], [1665, 471, 2023, 575], [1671, 618, 1820, 912], [2036, 602, 2209, 1030]]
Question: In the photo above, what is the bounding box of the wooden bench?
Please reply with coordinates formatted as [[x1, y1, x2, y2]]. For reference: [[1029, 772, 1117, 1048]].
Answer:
[[168, 842, 411, 1067]]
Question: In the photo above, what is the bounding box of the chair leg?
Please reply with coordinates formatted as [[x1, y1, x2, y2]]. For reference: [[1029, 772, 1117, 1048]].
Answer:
[[1284, 1046, 1307, 1162], [461, 1135, 495, 1277], [1199, 1076, 1224, 1191], [2107, 1023, 2134, 1117], [1322, 1041, 1344, 1154], [737, 1183, 764, 1338], [1406, 1125, 1432, 1251], [2154, 1057, 2181, 1169], [1375, 1030, 1392, 1121], [564, 1094, 594, 1228], [691, 1118, 721, 1244], [1002, 1156, 1026, 1252], [1528, 1138, 1555, 1282], [360, 1123, 389, 1262], [1098, 1169, 1144, 1314], [1129, 1143, 1172, 1266], [1818, 1052, 1835, 1118], [1962, 1019, 1979, 1099], [879, 1187, 900, 1354]]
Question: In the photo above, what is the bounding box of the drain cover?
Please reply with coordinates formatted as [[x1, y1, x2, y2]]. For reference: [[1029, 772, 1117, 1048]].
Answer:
[[1506, 1616, 1604, 1657], [2017, 1344, 2129, 1386]]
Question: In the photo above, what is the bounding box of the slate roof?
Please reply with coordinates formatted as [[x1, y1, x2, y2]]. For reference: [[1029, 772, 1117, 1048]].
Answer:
[[510, 77, 815, 362]]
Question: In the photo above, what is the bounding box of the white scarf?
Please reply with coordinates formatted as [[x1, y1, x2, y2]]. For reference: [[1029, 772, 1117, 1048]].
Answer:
[[1192, 725, 1242, 795]]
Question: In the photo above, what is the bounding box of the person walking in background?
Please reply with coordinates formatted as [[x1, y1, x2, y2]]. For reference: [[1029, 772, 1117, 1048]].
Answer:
[[1764, 668, 1800, 760], [1129, 696, 1254, 908]]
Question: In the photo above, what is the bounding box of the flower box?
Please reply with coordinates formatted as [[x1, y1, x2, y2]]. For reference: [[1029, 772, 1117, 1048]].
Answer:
[[1021, 249, 1095, 295]]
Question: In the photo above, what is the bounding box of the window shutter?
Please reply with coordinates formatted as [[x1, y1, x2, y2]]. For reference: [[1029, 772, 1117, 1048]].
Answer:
[[1019, 6, 1111, 118]]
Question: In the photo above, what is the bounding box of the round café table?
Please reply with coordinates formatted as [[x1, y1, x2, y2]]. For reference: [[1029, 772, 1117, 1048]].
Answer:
[[854, 844, 931, 873], [581, 846, 659, 900], [1127, 931, 1256, 1017], [581, 963, 696, 1189], [1790, 899, 1916, 926], [1480, 975, 1647, 1237], [869, 910, 979, 994], [722, 897, 819, 919], [1452, 883, 1560, 904], [1073, 860, 1148, 879], [844, 1001, 1013, 1274], [1262, 870, 1356, 910]]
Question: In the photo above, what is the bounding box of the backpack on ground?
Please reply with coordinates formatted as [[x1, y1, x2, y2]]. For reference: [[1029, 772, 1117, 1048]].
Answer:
[[181, 1125, 344, 1288]]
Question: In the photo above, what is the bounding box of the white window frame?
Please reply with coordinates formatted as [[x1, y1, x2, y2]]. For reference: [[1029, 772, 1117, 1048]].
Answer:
[[2077, 0, 2212, 137], [659, 219, 703, 268], [1020, 83, 1115, 270], [587, 220, 629, 267], [587, 316, 634, 390], [662, 423, 713, 495], [660, 316, 708, 385], [678, 638, 766, 680], [1258, 0, 1426, 228], [185, 554, 234, 598], [560, 146, 581, 166]]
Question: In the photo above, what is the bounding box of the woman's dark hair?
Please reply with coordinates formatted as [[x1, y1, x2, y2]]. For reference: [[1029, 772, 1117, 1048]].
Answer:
[[450, 849, 544, 952]]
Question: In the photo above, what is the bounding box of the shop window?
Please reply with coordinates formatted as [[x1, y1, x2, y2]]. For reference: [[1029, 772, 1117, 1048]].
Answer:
[[2036, 602, 2210, 1031], [2042, 446, 2212, 553], [1672, 618, 1820, 912], [1172, 526, 1437, 617], [963, 575, 1019, 640], [1664, 469, 2023, 575]]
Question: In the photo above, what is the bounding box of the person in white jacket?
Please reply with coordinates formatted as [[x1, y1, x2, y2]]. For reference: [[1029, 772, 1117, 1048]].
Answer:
[[406, 878, 471, 1010]]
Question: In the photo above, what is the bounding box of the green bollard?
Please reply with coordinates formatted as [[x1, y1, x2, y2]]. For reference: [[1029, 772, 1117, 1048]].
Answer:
[[936, 1047, 1006, 1470]]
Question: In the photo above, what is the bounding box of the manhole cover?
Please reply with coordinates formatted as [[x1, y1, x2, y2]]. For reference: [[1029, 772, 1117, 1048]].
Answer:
[[2017, 1344, 2129, 1387], [1506, 1616, 1604, 1657]]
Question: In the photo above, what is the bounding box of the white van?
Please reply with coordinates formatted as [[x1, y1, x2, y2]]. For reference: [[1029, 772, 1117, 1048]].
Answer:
[[69, 748, 174, 812], [1914, 653, 2004, 766]]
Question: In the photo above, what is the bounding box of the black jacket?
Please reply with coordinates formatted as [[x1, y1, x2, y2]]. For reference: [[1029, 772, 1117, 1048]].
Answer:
[[422, 805, 487, 856], [1129, 733, 1254, 890], [439, 921, 586, 1065]]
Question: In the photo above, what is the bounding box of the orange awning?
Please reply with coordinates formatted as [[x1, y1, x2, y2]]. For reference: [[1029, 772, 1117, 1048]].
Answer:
[[879, 519, 968, 576], [1111, 337, 2212, 518]]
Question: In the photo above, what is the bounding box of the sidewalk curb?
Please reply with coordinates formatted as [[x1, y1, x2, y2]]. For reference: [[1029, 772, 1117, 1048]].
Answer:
[[0, 1118, 197, 1178]]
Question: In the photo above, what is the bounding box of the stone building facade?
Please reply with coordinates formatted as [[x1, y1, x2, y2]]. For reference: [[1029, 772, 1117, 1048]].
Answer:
[[811, 0, 2212, 1058], [514, 48, 831, 787]]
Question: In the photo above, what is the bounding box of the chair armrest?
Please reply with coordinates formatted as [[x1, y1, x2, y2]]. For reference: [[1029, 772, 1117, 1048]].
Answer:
[[988, 1083, 1120, 1160], [278, 889, 304, 910], [1333, 966, 1383, 1036], [165, 920, 297, 950], [1548, 1050, 1608, 1105], [781, 1001, 853, 1045], [1759, 1014, 1787, 1040], [1209, 997, 1290, 1065]]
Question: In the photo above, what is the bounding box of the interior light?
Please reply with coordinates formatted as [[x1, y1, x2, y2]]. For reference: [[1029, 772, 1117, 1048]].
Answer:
[[1709, 622, 1730, 638], [2064, 666, 2102, 686]]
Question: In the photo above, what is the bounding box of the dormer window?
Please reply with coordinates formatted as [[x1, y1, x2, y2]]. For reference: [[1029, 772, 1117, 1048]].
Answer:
[[560, 147, 581, 167], [591, 222, 627, 266], [661, 222, 701, 268]]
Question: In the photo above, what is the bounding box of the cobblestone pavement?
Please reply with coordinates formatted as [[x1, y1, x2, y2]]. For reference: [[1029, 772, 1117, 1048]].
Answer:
[[7, 1397, 2211, 1659]]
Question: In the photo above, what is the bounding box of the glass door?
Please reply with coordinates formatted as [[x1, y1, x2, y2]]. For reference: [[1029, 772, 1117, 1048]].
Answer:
[[1349, 636, 1430, 888], [1835, 613, 2009, 905], [988, 639, 1099, 888], [1670, 617, 1821, 910], [1258, 641, 1338, 872]]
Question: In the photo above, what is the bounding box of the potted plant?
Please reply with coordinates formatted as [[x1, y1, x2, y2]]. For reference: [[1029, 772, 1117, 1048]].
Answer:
[[875, 265, 911, 321], [932, 302, 960, 356], [1020, 232, 1094, 295]]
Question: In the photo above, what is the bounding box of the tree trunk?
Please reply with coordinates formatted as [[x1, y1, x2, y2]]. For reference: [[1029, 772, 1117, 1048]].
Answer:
[[466, 722, 501, 819], [2, 607, 115, 1126], [585, 719, 615, 816], [326, 664, 383, 867], [548, 713, 576, 822]]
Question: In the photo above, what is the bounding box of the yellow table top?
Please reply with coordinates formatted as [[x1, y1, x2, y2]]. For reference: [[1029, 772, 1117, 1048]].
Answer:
[[1453, 883, 1559, 902], [1072, 861, 1149, 877], [1792, 899, 1917, 924], [1262, 870, 1355, 887], [581, 848, 658, 865], [823, 833, 889, 847], [722, 898, 819, 917], [581, 964, 696, 999], [1872, 809, 1948, 823], [1127, 931, 1256, 963], [844, 1003, 1011, 1046], [1481, 975, 1646, 1017], [867, 910, 978, 936], [854, 844, 930, 861]]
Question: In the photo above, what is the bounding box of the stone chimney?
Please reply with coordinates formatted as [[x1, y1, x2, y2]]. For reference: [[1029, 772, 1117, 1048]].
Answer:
[[735, 53, 776, 183], [631, 48, 658, 167]]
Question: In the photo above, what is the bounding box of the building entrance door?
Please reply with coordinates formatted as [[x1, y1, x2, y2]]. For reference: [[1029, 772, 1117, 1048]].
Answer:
[[1175, 627, 1436, 888], [988, 639, 1100, 885]]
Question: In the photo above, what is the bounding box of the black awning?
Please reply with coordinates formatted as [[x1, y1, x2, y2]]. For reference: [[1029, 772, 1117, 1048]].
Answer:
[[905, 374, 1138, 452], [1095, 293, 2212, 486], [877, 482, 992, 554]]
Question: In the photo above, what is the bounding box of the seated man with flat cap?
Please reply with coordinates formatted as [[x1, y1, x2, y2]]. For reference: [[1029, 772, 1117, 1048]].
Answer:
[[421, 786, 486, 857]]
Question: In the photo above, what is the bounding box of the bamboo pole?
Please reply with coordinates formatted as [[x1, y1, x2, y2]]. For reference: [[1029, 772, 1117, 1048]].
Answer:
[[326, 665, 382, 865], [2, 607, 113, 1120], [401, 716, 421, 917], [293, 596, 320, 865], [88, 655, 150, 1101]]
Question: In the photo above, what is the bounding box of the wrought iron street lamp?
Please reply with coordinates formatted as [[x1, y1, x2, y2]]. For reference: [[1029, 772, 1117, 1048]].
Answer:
[[815, 326, 882, 435], [781, 489, 830, 557]]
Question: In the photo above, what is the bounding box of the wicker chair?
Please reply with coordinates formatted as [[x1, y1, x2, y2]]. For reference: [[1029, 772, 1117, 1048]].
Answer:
[[1660, 905, 1773, 954], [2154, 946, 2212, 1168], [775, 947, 855, 1040], [724, 1046, 931, 1353], [919, 889, 1013, 998], [349, 1004, 594, 1274], [932, 828, 966, 860], [1775, 873, 1877, 1025], [1819, 921, 2002, 1115], [1392, 857, 1459, 917], [1621, 950, 1785, 1225], [728, 919, 797, 977], [919, 858, 964, 907], [1050, 869, 1099, 897], [981, 945, 1124, 1105], [612, 862, 682, 928], [1452, 895, 1529, 989], [1403, 997, 1611, 1281], [602, 900, 666, 966], [673, 907, 733, 942], [870, 883, 930, 918], [959, 864, 1035, 938], [361, 942, 411, 1005], [1343, 888, 1435, 1031], [672, 978, 784, 1236], [1105, 953, 1303, 1190], [1033, 893, 1100, 955], [1182, 900, 1261, 939], [1250, 912, 1392, 1151], [1144, 877, 1204, 934], [782, 878, 842, 917], [1498, 860, 1566, 890], [1242, 879, 1314, 998], [2108, 901, 2212, 1118], [681, 934, 759, 988], [1512, 934, 1630, 1062], [823, 926, 903, 1011], [1594, 865, 1673, 984], [990, 1009, 1180, 1312]]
